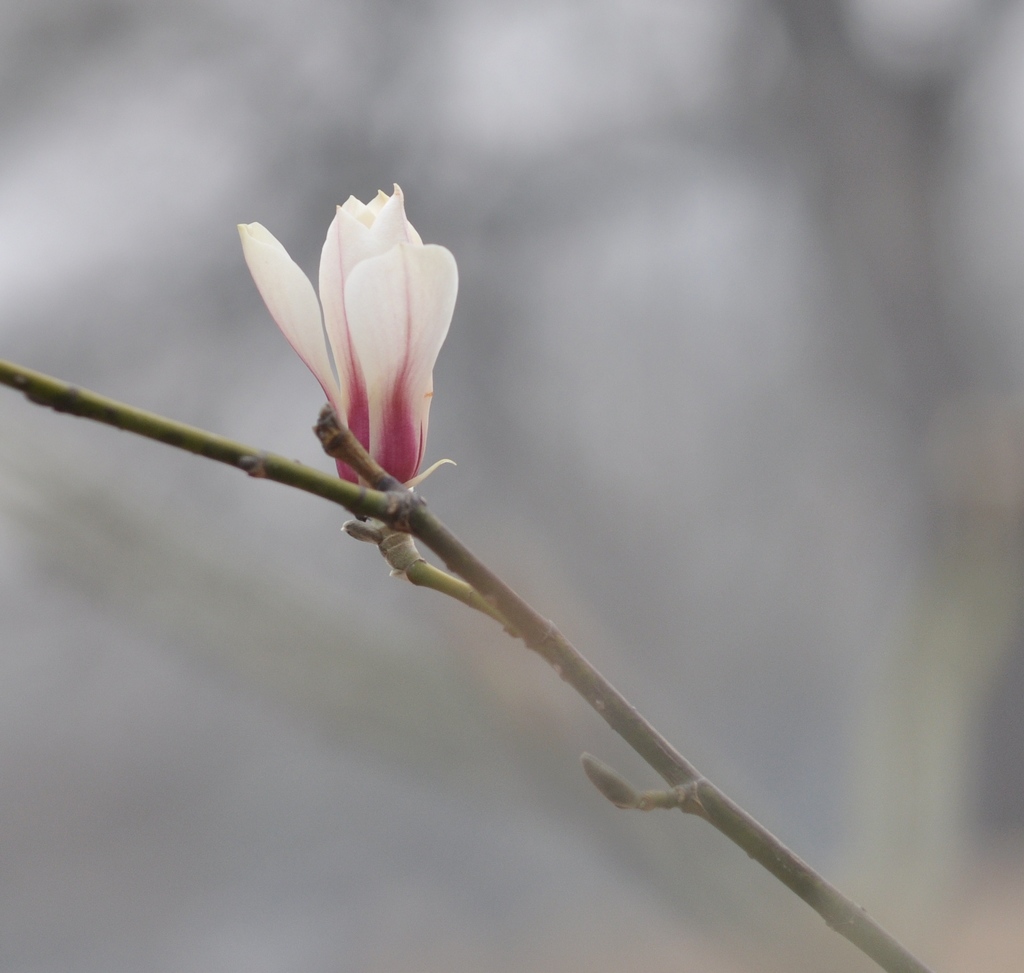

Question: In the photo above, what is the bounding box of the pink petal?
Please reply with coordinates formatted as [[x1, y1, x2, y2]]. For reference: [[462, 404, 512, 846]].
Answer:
[[317, 188, 421, 467], [342, 242, 458, 482]]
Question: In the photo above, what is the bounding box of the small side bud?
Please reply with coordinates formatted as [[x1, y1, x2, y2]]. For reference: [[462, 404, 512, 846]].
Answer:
[[343, 519, 384, 544], [581, 753, 640, 809]]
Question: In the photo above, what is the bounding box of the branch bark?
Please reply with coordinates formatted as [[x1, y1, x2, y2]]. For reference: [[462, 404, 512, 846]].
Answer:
[[0, 358, 935, 973]]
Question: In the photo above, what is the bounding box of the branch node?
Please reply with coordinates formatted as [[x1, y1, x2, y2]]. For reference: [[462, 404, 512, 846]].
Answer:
[[521, 617, 562, 656], [634, 780, 708, 817], [383, 488, 425, 533], [582, 754, 708, 817], [29, 383, 81, 412], [673, 778, 709, 818], [237, 452, 269, 478], [378, 528, 426, 577]]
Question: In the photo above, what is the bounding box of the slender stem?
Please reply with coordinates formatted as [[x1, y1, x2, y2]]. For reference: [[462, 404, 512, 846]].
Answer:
[[342, 518, 510, 627], [404, 559, 509, 626], [319, 409, 512, 629], [406, 504, 933, 973], [0, 359, 396, 520], [314, 404, 402, 491], [0, 358, 935, 973]]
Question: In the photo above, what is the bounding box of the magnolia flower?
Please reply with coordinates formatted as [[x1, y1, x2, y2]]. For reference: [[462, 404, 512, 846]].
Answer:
[[238, 186, 457, 485]]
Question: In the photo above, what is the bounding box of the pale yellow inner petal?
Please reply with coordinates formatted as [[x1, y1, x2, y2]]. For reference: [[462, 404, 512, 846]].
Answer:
[[366, 190, 390, 218], [340, 196, 370, 224]]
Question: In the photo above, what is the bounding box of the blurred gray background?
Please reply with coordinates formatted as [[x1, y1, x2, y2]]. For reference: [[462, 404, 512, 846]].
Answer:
[[2, 0, 1024, 970]]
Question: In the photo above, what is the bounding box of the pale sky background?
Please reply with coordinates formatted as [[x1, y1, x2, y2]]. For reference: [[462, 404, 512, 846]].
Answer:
[[2, 0, 1024, 970]]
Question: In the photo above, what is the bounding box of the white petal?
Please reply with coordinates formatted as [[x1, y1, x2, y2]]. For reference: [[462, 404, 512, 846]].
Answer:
[[343, 243, 458, 454], [317, 210, 357, 410], [340, 195, 371, 225], [319, 192, 425, 382], [337, 187, 418, 244], [365, 189, 390, 217], [238, 223, 339, 403], [368, 186, 416, 248], [319, 208, 389, 394], [388, 185, 423, 245]]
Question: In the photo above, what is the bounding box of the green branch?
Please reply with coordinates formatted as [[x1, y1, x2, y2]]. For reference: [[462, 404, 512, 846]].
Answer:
[[0, 357, 934, 973], [0, 358, 396, 519]]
